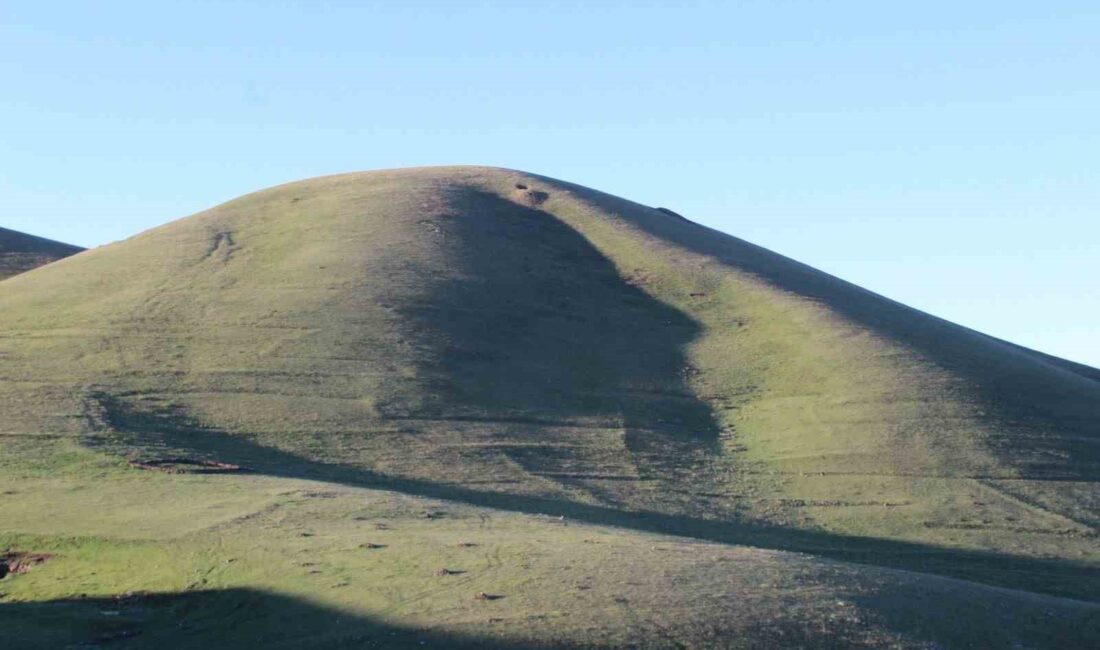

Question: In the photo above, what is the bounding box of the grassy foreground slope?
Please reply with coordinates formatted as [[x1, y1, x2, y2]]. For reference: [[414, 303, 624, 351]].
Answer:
[[1, 167, 1097, 647], [0, 226, 84, 280], [2, 440, 1097, 649]]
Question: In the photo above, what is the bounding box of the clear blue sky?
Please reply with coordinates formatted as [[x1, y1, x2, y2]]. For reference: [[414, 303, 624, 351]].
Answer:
[[2, 1, 1098, 366]]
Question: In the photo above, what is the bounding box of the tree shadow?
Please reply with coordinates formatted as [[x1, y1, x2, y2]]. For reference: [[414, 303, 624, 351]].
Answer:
[[538, 177, 1100, 480], [88, 397, 1099, 603]]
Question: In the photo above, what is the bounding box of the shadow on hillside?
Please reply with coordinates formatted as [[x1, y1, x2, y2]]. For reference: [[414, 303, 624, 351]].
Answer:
[[89, 397, 1099, 603], [6, 573, 1097, 649], [71, 184, 1098, 604], [0, 588, 572, 650], [546, 179, 1100, 480], [386, 186, 720, 484]]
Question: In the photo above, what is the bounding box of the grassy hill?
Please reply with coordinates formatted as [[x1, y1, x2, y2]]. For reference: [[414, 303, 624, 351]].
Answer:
[[1, 167, 1096, 648], [0, 226, 84, 280]]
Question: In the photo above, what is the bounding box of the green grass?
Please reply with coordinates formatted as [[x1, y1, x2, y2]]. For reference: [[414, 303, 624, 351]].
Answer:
[[3, 439, 1097, 649], [0, 167, 1097, 647]]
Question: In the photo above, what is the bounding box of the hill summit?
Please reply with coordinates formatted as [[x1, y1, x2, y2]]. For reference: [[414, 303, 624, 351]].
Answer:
[[1, 167, 1096, 647]]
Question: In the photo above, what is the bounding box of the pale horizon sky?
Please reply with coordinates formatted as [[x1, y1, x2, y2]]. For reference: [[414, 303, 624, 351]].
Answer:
[[2, 1, 1097, 367]]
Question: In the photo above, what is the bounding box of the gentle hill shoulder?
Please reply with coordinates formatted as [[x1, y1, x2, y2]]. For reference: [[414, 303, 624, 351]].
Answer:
[[0, 226, 84, 280]]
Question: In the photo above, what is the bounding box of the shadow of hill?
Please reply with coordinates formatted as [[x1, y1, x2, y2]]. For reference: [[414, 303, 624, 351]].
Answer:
[[89, 397, 1099, 603], [387, 186, 721, 483], [0, 588, 579, 650], [543, 178, 1100, 480], [5, 578, 1097, 649]]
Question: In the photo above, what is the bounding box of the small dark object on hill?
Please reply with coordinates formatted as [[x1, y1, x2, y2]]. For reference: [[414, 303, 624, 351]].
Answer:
[[435, 568, 465, 576], [456, 542, 477, 548], [360, 543, 386, 549], [513, 184, 549, 205], [524, 190, 550, 205], [127, 457, 248, 474], [690, 292, 707, 297], [654, 207, 688, 221], [474, 592, 504, 601], [0, 552, 52, 579]]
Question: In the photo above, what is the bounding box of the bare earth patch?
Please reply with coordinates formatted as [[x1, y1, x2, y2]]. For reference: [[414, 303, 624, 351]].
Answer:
[[0, 552, 52, 579]]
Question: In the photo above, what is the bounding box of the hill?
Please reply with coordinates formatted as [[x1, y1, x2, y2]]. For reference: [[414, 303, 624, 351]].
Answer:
[[0, 226, 84, 280], [1, 167, 1096, 648]]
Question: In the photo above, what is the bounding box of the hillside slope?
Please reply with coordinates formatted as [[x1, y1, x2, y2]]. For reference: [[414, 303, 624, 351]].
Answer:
[[1, 167, 1096, 647], [0, 226, 84, 280]]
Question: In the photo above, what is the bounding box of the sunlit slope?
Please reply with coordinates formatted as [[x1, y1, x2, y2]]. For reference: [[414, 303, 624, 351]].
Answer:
[[0, 166, 1096, 597], [0, 226, 83, 280], [4, 441, 1097, 649]]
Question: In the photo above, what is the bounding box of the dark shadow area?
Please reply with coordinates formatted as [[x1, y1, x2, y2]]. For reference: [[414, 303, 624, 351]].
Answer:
[[837, 575, 1100, 650], [386, 187, 721, 481], [0, 226, 85, 281], [0, 588, 581, 649], [1002, 340, 1100, 383], [6, 585, 1096, 650], [89, 396, 1100, 603], [538, 176, 1100, 480], [6, 567, 1096, 649]]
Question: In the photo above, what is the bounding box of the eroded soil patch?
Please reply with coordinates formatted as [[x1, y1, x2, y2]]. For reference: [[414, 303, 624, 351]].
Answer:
[[0, 552, 52, 579]]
